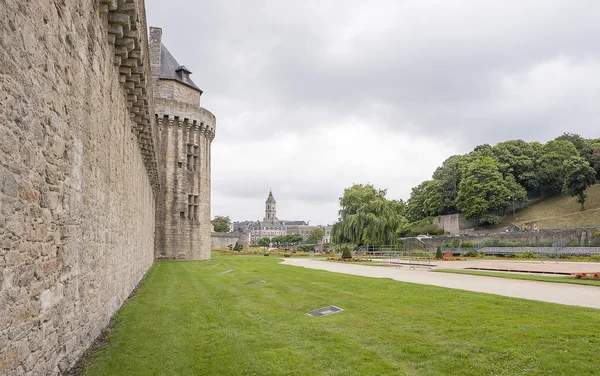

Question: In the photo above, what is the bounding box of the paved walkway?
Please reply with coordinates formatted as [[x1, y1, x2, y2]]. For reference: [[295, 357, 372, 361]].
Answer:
[[281, 259, 600, 310]]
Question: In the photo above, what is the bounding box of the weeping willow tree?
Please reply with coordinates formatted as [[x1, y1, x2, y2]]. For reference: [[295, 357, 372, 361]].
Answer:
[[331, 184, 407, 245]]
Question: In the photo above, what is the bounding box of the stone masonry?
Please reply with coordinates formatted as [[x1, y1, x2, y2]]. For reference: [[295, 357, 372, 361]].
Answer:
[[0, 1, 215, 374], [150, 27, 215, 260]]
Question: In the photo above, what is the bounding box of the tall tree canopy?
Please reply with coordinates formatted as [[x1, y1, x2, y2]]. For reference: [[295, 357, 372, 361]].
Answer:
[[308, 228, 325, 243], [405, 133, 598, 226], [332, 184, 406, 245], [211, 215, 231, 233], [562, 156, 596, 210], [405, 181, 431, 222], [537, 140, 579, 196], [456, 156, 525, 225]]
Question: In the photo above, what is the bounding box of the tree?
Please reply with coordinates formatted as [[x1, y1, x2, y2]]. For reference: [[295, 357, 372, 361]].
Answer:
[[308, 228, 324, 243], [332, 184, 407, 245], [555, 133, 594, 164], [537, 140, 579, 196], [258, 237, 271, 248], [211, 215, 231, 233], [591, 144, 600, 180], [405, 181, 431, 222], [456, 156, 525, 225], [562, 156, 596, 210], [424, 155, 464, 216], [492, 140, 541, 193]]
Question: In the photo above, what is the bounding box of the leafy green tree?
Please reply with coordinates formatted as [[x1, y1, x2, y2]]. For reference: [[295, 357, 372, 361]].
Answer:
[[308, 228, 324, 243], [405, 181, 431, 222], [456, 156, 525, 225], [591, 144, 600, 180], [537, 140, 579, 196], [562, 156, 597, 210], [425, 155, 464, 216], [555, 133, 594, 163], [492, 140, 541, 192], [211, 215, 231, 233], [258, 237, 270, 248], [332, 184, 407, 245]]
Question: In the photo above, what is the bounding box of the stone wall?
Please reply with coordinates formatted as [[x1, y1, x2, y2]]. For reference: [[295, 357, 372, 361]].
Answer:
[[405, 227, 600, 251], [432, 213, 476, 235], [211, 232, 245, 249], [0, 1, 156, 374]]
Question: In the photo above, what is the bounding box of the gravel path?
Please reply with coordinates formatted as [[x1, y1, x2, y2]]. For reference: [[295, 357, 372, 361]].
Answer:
[[281, 258, 600, 310]]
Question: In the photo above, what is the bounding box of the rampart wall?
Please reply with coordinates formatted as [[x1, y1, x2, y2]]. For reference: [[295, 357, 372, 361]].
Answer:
[[405, 227, 599, 251], [0, 1, 157, 374], [211, 233, 243, 249]]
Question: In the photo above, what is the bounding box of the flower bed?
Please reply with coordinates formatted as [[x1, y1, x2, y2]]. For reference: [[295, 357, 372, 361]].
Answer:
[[573, 272, 600, 280], [327, 258, 371, 262]]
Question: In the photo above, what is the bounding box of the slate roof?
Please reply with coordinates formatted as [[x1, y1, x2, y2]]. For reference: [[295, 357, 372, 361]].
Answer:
[[281, 221, 309, 226], [160, 44, 202, 92]]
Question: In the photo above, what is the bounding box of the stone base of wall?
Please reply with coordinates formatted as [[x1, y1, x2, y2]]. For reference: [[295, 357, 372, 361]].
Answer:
[[406, 227, 600, 251]]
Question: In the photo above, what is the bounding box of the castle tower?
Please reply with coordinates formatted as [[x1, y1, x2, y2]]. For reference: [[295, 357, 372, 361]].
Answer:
[[264, 191, 277, 222], [149, 27, 216, 260]]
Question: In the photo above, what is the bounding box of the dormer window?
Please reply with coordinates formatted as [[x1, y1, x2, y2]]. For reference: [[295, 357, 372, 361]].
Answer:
[[176, 65, 192, 83]]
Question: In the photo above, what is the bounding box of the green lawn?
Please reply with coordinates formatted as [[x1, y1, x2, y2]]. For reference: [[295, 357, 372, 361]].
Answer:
[[434, 268, 600, 286], [496, 184, 600, 228], [82, 256, 600, 375]]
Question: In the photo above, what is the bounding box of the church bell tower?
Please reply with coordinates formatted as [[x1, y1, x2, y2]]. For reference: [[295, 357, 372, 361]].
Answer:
[[264, 191, 277, 222]]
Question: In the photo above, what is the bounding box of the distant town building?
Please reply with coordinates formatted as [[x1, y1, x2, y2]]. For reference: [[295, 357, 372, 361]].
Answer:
[[232, 191, 332, 245]]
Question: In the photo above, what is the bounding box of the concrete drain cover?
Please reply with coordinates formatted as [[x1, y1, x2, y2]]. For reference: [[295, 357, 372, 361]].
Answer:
[[211, 264, 220, 267], [307, 305, 343, 317], [221, 270, 234, 274]]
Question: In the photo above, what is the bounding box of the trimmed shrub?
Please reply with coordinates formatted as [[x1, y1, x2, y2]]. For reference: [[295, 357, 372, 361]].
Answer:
[[283, 253, 292, 258], [341, 247, 352, 259], [436, 246, 443, 259]]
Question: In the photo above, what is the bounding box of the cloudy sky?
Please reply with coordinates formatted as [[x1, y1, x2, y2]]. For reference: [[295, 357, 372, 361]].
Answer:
[[146, 0, 600, 225]]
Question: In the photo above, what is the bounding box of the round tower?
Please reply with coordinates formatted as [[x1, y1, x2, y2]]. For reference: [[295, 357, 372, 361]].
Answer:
[[150, 27, 216, 260], [264, 190, 277, 221]]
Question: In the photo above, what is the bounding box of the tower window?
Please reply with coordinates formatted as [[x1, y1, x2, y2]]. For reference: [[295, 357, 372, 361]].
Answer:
[[188, 195, 199, 222], [186, 144, 199, 171]]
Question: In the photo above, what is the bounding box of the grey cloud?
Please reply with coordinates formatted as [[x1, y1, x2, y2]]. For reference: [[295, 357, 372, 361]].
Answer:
[[146, 0, 600, 223]]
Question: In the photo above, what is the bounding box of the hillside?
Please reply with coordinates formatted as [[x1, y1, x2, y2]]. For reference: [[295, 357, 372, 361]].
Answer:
[[498, 184, 600, 229]]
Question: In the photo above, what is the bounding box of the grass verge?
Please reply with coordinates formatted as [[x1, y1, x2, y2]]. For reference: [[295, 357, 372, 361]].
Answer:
[[434, 268, 600, 286], [82, 256, 600, 375]]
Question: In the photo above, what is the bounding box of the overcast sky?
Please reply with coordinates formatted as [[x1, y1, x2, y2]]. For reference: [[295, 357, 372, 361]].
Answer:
[[146, 0, 600, 225]]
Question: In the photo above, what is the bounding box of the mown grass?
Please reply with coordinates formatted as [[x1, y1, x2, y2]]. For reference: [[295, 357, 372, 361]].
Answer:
[[434, 268, 600, 286], [83, 255, 600, 375], [498, 184, 600, 228]]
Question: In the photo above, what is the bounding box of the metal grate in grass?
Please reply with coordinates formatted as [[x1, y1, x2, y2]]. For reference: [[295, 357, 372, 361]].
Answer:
[[307, 305, 343, 317], [221, 270, 234, 274]]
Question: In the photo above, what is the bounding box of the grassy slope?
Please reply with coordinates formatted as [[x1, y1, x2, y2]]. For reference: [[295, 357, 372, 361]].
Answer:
[[434, 268, 600, 286], [498, 184, 600, 228], [84, 256, 600, 376]]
